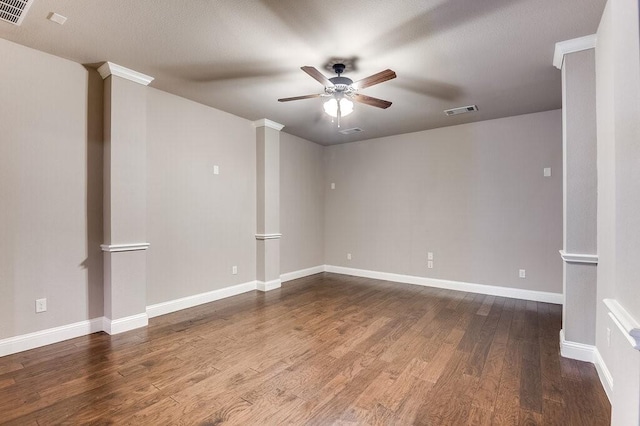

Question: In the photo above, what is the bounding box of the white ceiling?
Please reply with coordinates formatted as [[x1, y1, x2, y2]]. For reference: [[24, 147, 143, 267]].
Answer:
[[0, 0, 606, 145]]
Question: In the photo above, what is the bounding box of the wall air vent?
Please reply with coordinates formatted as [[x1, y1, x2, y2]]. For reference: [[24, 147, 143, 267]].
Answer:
[[444, 105, 478, 116], [339, 127, 363, 135], [0, 0, 33, 25]]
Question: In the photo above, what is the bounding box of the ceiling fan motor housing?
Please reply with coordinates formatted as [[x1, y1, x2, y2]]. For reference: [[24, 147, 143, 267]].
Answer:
[[332, 63, 346, 75]]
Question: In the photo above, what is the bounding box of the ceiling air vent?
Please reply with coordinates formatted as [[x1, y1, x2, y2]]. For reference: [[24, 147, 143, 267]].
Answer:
[[444, 105, 478, 116], [0, 0, 33, 26], [339, 127, 363, 135]]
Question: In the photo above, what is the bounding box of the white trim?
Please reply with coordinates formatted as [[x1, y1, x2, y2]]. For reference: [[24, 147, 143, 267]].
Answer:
[[97, 62, 154, 86], [101, 243, 150, 252], [255, 233, 282, 240], [0, 318, 103, 357], [281, 265, 325, 282], [252, 119, 285, 131], [146, 281, 257, 318], [593, 347, 613, 402], [604, 298, 640, 350], [257, 279, 282, 292], [559, 250, 598, 264], [102, 313, 148, 335], [553, 34, 597, 69], [325, 265, 563, 304], [559, 330, 613, 403], [559, 329, 595, 362]]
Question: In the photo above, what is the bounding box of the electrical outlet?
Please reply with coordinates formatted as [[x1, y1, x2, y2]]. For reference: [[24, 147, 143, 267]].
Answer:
[[214, 165, 220, 175], [232, 265, 238, 275], [331, 183, 336, 190], [35, 298, 47, 313], [427, 252, 433, 260], [347, 253, 352, 260], [606, 327, 611, 347], [427, 260, 434, 269], [519, 269, 526, 278]]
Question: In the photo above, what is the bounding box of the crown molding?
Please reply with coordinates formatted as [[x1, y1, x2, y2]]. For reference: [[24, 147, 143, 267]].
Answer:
[[559, 250, 598, 264], [553, 34, 597, 69], [252, 119, 285, 131], [97, 62, 154, 86]]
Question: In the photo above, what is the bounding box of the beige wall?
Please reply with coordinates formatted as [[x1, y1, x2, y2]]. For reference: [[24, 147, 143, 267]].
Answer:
[[280, 132, 325, 274], [0, 39, 103, 339], [0, 36, 565, 347], [324, 110, 563, 293], [595, 0, 640, 423], [145, 88, 256, 305]]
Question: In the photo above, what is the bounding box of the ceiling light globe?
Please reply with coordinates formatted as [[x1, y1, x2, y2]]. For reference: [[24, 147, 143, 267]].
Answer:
[[323, 98, 354, 118]]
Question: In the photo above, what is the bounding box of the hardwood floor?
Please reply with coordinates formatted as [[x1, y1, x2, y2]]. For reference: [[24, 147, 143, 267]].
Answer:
[[0, 273, 610, 425]]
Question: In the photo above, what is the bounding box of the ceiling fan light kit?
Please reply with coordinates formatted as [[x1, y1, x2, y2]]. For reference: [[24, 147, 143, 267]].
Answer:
[[323, 97, 354, 118], [278, 63, 396, 127]]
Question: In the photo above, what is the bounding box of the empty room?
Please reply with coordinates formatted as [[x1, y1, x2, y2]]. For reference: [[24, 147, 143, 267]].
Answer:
[[0, 0, 638, 424]]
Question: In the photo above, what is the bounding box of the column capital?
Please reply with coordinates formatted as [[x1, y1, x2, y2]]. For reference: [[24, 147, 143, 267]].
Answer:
[[97, 62, 154, 86], [252, 119, 285, 131], [553, 34, 597, 69]]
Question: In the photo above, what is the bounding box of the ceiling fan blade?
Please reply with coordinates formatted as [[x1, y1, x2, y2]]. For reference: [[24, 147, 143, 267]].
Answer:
[[352, 69, 397, 90], [352, 93, 392, 109], [278, 94, 322, 102], [301, 66, 334, 87]]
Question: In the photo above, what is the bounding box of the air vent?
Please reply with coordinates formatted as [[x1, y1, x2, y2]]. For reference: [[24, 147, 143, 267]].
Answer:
[[339, 127, 363, 135], [444, 105, 478, 116], [0, 0, 33, 25]]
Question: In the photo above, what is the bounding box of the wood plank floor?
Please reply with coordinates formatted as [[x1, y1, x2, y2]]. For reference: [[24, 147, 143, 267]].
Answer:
[[0, 273, 610, 425]]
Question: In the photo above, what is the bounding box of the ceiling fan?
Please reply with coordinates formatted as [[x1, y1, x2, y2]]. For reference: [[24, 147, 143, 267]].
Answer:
[[278, 64, 397, 126]]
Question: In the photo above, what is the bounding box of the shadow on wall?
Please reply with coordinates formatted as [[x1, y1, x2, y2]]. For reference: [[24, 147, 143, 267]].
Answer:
[[83, 66, 104, 319]]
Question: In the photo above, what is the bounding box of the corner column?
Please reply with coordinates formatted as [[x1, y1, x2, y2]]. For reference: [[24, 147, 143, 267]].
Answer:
[[253, 119, 284, 291], [554, 37, 598, 350], [98, 62, 154, 333]]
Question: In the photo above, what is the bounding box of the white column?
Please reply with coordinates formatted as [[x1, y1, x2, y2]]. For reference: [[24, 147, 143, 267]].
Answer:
[[554, 37, 598, 350], [98, 62, 153, 333], [253, 119, 284, 291]]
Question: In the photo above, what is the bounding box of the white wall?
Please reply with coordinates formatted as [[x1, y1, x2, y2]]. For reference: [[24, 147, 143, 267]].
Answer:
[[0, 39, 104, 339], [280, 132, 325, 274], [146, 89, 257, 305], [324, 110, 563, 294], [595, 0, 640, 423]]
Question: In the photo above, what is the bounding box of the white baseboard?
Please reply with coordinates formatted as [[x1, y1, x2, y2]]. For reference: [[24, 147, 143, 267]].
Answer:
[[0, 317, 104, 357], [0, 267, 562, 358], [593, 346, 613, 402], [325, 265, 563, 304], [280, 265, 325, 282], [257, 279, 281, 292], [559, 329, 595, 362], [559, 329, 613, 403], [102, 313, 148, 335], [146, 280, 257, 318]]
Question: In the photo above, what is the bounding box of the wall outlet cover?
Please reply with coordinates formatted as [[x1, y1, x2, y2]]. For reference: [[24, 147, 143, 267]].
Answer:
[[35, 298, 47, 313]]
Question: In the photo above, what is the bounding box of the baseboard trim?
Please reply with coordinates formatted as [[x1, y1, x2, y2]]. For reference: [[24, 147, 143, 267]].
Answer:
[[102, 313, 148, 335], [280, 265, 325, 282], [593, 347, 613, 402], [0, 267, 562, 357], [146, 281, 257, 319], [559, 329, 595, 362], [325, 265, 563, 304], [0, 317, 104, 357], [257, 279, 281, 292], [559, 329, 613, 403]]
